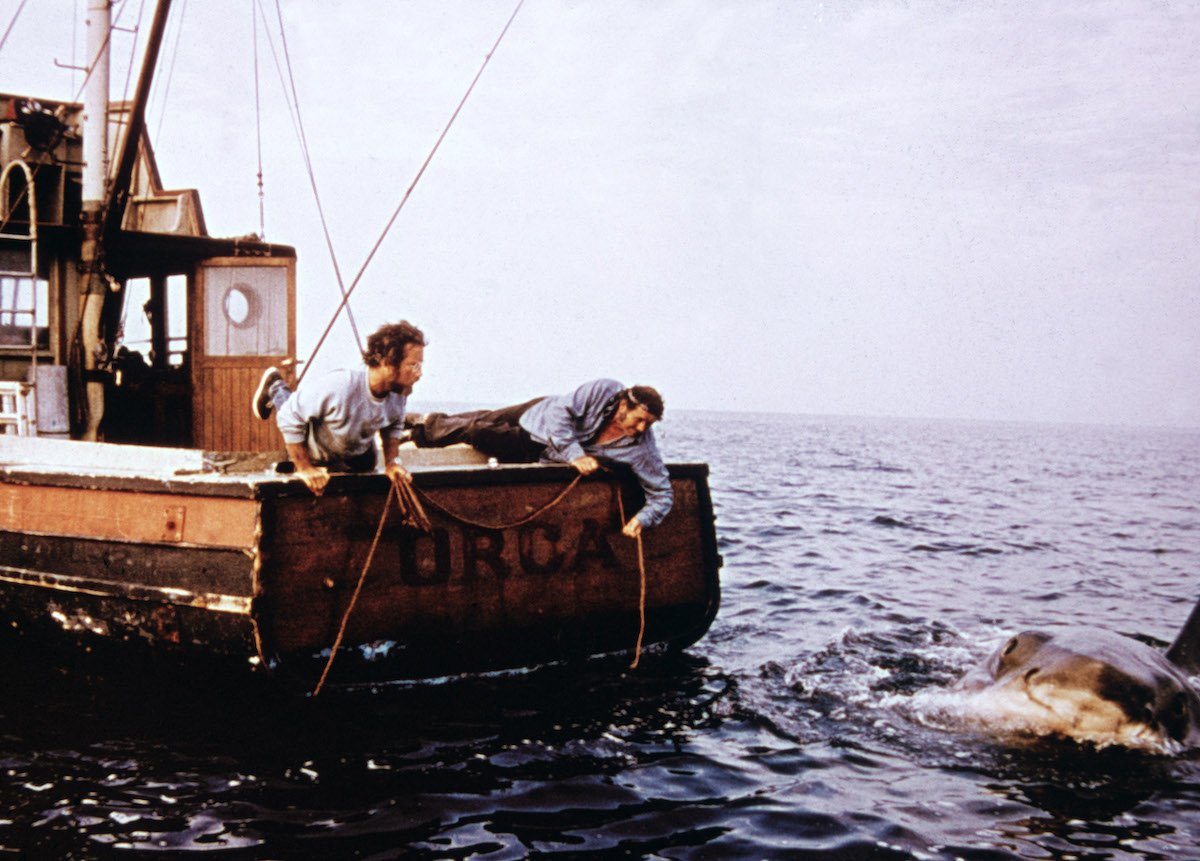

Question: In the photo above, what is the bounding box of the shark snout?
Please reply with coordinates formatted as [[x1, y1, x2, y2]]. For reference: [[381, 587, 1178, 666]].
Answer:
[[957, 615, 1200, 750]]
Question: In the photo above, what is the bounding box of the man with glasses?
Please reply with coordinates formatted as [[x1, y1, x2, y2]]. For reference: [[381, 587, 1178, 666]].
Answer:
[[252, 320, 426, 496]]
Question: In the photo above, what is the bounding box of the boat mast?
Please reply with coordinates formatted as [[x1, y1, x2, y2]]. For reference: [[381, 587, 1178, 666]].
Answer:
[[79, 0, 111, 439], [77, 0, 173, 440], [81, 0, 110, 214]]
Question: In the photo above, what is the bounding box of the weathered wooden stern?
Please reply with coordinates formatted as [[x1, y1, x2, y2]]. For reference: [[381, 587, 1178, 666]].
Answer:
[[255, 464, 720, 679]]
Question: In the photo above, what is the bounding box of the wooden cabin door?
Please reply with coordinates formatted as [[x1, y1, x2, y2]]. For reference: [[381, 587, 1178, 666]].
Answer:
[[192, 257, 295, 451]]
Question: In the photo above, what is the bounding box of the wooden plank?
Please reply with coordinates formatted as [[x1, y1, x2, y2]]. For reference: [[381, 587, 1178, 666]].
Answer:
[[0, 461, 718, 679], [0, 530, 256, 595], [197, 363, 281, 452], [0, 483, 259, 548]]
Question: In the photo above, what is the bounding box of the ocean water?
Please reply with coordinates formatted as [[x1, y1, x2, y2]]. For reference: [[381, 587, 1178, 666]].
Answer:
[[3, 412, 1199, 859]]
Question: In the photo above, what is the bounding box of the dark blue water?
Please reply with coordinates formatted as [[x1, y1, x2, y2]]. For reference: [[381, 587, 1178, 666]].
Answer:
[[3, 412, 1199, 859]]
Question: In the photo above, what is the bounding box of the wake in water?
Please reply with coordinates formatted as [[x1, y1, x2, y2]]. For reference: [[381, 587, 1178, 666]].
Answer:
[[750, 619, 1200, 758]]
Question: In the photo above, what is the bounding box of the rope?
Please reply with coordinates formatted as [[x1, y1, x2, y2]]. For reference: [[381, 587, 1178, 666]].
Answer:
[[0, 0, 28, 56], [392, 470, 432, 533], [252, 0, 265, 239], [151, 0, 189, 151], [270, 0, 362, 354], [617, 492, 648, 669], [311, 482, 395, 695], [299, 0, 526, 386], [310, 472, 430, 695], [413, 473, 582, 531]]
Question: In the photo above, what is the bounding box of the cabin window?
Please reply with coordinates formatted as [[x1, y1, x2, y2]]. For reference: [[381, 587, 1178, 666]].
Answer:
[[203, 265, 287, 357], [121, 277, 153, 358], [0, 275, 48, 351], [167, 274, 187, 367], [118, 274, 188, 368]]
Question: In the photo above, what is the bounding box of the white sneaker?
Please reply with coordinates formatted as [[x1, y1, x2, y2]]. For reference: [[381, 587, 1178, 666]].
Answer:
[[252, 367, 282, 420]]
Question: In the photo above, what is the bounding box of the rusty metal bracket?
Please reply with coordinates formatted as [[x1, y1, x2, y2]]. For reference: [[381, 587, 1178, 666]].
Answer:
[[161, 505, 185, 542]]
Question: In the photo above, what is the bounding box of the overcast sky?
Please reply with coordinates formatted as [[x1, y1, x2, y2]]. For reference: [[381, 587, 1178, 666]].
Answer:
[[4, 1, 1198, 427]]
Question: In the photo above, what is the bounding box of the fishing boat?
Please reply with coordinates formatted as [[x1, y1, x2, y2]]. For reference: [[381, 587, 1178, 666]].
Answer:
[[0, 2, 720, 685]]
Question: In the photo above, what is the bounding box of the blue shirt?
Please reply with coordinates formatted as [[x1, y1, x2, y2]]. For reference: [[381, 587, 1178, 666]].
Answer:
[[519, 378, 673, 528], [275, 366, 407, 465]]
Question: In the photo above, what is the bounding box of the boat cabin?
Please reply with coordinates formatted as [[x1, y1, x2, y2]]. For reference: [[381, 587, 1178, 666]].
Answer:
[[1, 92, 295, 452]]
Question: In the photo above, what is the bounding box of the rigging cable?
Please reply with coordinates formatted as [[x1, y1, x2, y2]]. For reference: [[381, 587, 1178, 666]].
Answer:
[[297, 0, 526, 388], [151, 0, 189, 158], [252, 0, 265, 239], [250, 0, 305, 225], [115, 0, 148, 231], [0, 0, 28, 56], [251, 1, 310, 189], [269, 0, 362, 352], [71, 0, 130, 103]]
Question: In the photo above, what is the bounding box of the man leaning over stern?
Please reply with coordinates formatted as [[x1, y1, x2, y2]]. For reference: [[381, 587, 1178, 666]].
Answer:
[[408, 378, 671, 538]]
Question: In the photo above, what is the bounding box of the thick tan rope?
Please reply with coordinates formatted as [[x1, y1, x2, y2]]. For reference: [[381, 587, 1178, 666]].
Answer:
[[413, 474, 582, 531], [311, 473, 430, 695], [311, 482, 394, 695], [392, 470, 432, 532], [617, 493, 648, 669]]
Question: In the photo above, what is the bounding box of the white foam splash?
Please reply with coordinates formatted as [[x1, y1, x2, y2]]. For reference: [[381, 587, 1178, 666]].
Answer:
[[897, 686, 1183, 755]]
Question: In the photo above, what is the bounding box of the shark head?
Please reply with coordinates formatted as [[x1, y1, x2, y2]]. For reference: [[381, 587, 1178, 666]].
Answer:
[[954, 627, 1200, 751]]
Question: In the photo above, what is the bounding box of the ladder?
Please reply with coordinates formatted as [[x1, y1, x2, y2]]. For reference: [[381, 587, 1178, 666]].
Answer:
[[0, 380, 30, 435], [0, 159, 40, 435]]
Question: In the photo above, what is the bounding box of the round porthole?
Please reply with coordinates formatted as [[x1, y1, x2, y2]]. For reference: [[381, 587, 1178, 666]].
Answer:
[[222, 282, 261, 329]]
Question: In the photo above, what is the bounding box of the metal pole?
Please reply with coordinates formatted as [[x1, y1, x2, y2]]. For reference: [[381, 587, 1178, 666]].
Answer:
[[78, 0, 112, 439]]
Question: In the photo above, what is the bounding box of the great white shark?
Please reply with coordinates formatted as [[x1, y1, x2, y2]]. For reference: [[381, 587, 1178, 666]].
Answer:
[[951, 597, 1200, 751]]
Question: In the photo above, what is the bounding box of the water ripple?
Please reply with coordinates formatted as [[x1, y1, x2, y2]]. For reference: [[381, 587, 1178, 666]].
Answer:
[[3, 414, 1200, 858]]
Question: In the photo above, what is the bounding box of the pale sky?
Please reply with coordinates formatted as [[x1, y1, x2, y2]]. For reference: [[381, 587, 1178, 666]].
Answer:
[[3, 1, 1198, 427]]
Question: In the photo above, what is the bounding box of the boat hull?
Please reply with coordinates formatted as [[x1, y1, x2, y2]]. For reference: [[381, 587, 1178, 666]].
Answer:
[[0, 441, 720, 683]]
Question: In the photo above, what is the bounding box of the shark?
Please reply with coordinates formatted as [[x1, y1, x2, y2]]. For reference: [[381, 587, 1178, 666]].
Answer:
[[951, 596, 1200, 751]]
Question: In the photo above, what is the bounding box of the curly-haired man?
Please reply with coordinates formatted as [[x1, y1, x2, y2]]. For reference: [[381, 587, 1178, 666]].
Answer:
[[252, 320, 426, 495]]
